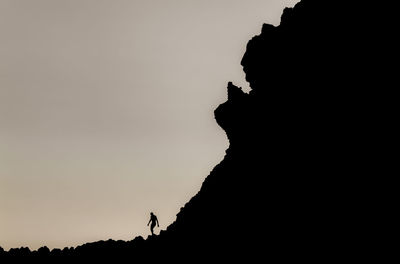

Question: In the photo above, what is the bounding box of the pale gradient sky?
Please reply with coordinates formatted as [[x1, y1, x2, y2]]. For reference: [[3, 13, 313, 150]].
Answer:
[[0, 0, 299, 250]]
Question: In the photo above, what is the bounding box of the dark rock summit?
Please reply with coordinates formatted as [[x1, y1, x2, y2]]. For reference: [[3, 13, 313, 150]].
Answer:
[[1, 0, 394, 262]]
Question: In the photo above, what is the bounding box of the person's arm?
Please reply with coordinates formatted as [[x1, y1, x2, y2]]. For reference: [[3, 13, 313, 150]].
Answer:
[[147, 218, 151, 226], [156, 217, 159, 227]]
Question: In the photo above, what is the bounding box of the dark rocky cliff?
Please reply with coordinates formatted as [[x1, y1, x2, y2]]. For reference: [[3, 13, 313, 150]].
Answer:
[[1, 0, 394, 262]]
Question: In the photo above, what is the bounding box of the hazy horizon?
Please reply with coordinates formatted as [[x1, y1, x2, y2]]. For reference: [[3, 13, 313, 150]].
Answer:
[[0, 0, 300, 250]]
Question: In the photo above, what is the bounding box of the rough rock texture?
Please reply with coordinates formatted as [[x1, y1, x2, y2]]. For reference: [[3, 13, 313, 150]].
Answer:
[[1, 0, 394, 262]]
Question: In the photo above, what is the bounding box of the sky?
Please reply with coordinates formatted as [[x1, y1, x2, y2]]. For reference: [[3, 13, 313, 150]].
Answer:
[[0, 0, 299, 250]]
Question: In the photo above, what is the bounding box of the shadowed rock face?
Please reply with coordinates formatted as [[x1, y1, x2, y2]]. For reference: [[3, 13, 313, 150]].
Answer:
[[154, 1, 394, 261], [1, 0, 394, 262]]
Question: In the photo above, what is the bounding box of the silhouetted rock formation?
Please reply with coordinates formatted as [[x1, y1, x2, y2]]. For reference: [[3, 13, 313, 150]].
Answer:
[[1, 0, 393, 262]]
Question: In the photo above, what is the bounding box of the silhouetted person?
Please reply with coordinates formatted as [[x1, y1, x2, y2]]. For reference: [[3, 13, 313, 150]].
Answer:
[[147, 212, 159, 235]]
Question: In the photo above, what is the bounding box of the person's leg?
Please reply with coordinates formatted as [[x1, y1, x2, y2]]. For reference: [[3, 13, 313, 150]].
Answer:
[[151, 223, 156, 235]]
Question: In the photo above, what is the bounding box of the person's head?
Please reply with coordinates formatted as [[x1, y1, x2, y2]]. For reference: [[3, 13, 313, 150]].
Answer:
[[150, 212, 154, 216]]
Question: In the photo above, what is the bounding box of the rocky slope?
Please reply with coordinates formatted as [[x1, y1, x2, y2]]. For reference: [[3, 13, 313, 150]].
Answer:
[[1, 0, 394, 262]]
